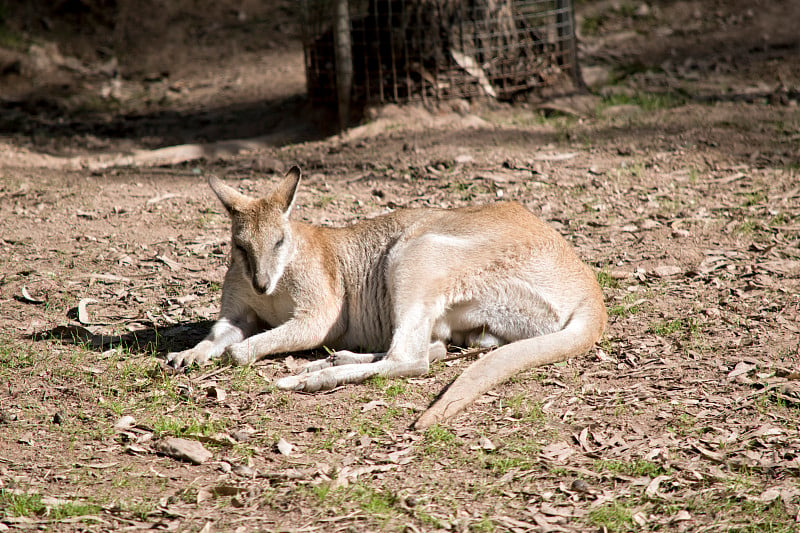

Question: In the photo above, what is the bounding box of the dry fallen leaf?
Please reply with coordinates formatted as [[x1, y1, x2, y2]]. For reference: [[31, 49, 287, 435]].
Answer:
[[205, 385, 227, 402], [276, 437, 294, 456], [19, 286, 44, 305], [332, 464, 398, 489], [645, 475, 671, 499], [479, 436, 496, 451], [113, 415, 136, 430], [146, 192, 182, 205], [652, 265, 682, 277], [361, 399, 388, 412], [728, 361, 756, 380], [78, 298, 98, 325], [156, 254, 183, 271]]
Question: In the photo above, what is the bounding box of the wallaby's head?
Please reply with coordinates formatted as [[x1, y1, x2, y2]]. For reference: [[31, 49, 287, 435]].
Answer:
[[209, 166, 301, 295]]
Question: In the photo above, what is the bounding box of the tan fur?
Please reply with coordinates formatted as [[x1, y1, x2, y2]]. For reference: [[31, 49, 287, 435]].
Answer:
[[167, 166, 607, 429]]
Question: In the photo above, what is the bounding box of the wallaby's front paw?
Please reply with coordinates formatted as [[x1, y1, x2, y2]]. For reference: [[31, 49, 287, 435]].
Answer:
[[166, 348, 210, 369], [222, 342, 255, 366], [275, 369, 338, 392]]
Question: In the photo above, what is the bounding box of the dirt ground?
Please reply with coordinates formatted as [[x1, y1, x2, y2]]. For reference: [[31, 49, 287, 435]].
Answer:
[[1, 0, 799, 531]]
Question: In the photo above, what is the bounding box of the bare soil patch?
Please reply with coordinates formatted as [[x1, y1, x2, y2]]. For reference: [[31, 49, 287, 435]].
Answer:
[[1, 1, 799, 531]]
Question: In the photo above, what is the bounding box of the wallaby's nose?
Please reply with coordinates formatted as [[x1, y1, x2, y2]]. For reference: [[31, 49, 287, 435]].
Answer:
[[252, 275, 269, 295]]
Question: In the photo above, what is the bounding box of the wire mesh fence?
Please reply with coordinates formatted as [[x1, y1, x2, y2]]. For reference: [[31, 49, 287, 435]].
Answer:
[[302, 0, 580, 108]]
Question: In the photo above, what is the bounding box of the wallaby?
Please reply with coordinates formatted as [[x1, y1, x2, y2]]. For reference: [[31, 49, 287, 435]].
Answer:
[[166, 166, 607, 429]]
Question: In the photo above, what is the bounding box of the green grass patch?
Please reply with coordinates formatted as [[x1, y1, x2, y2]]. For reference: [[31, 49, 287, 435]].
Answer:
[[150, 414, 228, 437], [355, 404, 404, 438], [365, 374, 390, 389], [229, 365, 265, 392], [596, 266, 620, 289], [600, 91, 686, 112], [352, 485, 400, 518], [648, 317, 700, 337], [587, 500, 635, 531], [733, 218, 758, 235], [0, 490, 101, 520], [504, 393, 545, 423], [383, 382, 406, 400], [314, 195, 335, 209], [609, 295, 642, 317], [421, 424, 457, 455], [483, 442, 541, 474], [472, 516, 497, 532], [609, 304, 633, 317], [593, 458, 670, 478], [0, 343, 36, 370], [739, 190, 767, 207], [296, 482, 409, 528]]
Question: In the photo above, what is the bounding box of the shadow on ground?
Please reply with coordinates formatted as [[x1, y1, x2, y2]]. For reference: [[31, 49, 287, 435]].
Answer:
[[0, 94, 337, 151]]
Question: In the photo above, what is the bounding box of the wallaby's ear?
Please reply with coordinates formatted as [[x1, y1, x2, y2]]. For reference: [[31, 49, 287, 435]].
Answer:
[[271, 165, 302, 216], [208, 176, 249, 214]]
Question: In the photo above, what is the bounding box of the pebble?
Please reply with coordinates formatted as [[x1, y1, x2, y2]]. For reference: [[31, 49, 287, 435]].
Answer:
[[570, 479, 591, 494], [153, 437, 213, 465]]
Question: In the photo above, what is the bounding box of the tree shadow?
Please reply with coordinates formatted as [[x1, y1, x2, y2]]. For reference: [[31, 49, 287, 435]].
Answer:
[[0, 92, 337, 154]]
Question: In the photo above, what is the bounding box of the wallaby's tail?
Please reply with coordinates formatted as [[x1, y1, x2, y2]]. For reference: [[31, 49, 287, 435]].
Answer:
[[414, 308, 605, 430]]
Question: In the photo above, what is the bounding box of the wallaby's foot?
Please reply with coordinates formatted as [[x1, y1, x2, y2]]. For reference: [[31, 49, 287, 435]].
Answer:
[[428, 342, 448, 362], [166, 347, 211, 369], [275, 368, 339, 392]]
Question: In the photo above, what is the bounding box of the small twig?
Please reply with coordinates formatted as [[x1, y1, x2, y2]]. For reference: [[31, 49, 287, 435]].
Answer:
[[192, 366, 229, 383], [440, 347, 493, 363]]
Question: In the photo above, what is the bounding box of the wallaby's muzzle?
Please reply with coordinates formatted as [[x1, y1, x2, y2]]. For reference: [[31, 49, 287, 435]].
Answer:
[[252, 278, 269, 295]]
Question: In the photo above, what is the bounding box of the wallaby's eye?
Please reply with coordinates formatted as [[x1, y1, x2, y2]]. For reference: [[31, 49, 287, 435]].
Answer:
[[274, 236, 284, 249]]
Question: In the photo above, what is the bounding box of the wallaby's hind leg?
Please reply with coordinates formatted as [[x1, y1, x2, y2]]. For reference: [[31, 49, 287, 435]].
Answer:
[[296, 350, 387, 375], [275, 301, 441, 391], [293, 341, 447, 375]]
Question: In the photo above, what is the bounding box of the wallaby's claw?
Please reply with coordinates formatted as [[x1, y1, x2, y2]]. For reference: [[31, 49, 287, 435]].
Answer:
[[166, 348, 209, 369]]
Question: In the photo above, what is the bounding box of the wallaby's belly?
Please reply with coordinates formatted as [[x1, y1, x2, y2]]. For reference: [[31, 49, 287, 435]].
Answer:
[[337, 287, 395, 352]]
